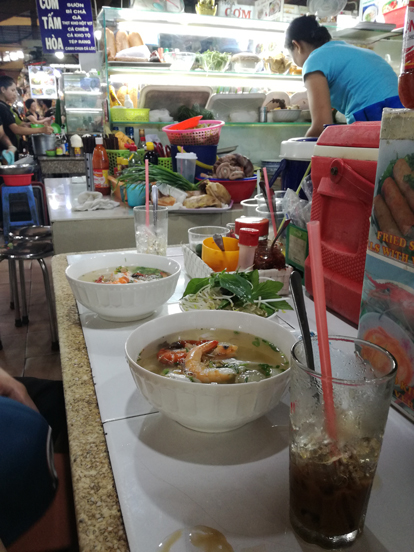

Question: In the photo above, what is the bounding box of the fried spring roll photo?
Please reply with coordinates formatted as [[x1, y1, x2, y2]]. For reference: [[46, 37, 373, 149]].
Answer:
[[392, 158, 414, 212], [373, 195, 404, 249], [382, 177, 414, 236]]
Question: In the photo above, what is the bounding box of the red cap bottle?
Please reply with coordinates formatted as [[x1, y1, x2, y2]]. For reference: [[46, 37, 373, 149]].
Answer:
[[399, 1, 414, 109], [237, 228, 260, 270]]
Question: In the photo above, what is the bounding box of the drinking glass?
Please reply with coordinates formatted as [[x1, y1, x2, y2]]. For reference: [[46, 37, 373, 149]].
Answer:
[[188, 226, 228, 257], [133, 206, 168, 256], [290, 336, 397, 549]]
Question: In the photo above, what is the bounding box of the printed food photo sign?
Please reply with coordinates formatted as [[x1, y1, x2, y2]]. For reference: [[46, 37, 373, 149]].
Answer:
[[28, 65, 58, 99], [36, 0, 96, 53], [359, 108, 414, 421]]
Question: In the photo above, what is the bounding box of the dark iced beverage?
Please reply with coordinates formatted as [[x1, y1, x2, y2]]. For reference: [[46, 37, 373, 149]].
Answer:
[[289, 336, 397, 549], [289, 436, 380, 549]]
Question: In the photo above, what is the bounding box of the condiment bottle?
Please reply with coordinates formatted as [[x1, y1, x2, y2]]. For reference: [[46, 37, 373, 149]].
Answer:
[[144, 142, 159, 165], [237, 228, 259, 271], [124, 94, 134, 108], [70, 134, 83, 157], [234, 216, 269, 243], [399, 2, 414, 108], [92, 137, 110, 196], [139, 129, 146, 149], [125, 126, 135, 142], [55, 136, 63, 156]]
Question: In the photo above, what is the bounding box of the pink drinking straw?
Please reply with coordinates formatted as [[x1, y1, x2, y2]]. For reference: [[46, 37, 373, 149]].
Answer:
[[145, 159, 150, 227], [307, 220, 337, 442], [263, 167, 277, 237]]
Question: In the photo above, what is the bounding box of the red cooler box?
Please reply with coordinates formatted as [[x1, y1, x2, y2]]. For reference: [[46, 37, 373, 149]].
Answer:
[[305, 122, 380, 325]]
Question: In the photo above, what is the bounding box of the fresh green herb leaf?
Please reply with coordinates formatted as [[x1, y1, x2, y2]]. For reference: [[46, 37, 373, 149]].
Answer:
[[161, 369, 170, 376], [251, 279, 283, 300], [252, 337, 261, 347], [218, 299, 231, 310], [182, 277, 210, 297]]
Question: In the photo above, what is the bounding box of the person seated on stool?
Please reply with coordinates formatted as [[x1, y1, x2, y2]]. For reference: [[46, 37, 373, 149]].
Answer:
[[0, 367, 68, 548]]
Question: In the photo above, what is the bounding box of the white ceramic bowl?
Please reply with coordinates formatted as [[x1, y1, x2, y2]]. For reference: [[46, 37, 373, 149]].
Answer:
[[125, 311, 295, 432], [66, 252, 181, 322]]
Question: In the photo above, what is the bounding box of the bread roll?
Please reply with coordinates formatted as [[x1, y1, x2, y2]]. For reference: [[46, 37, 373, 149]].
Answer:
[[128, 32, 144, 48], [115, 30, 129, 53], [116, 85, 128, 106], [128, 86, 138, 108], [158, 196, 176, 206], [105, 28, 116, 60]]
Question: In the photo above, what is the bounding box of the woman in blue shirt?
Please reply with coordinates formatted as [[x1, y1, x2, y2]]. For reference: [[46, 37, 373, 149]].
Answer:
[[285, 15, 403, 137]]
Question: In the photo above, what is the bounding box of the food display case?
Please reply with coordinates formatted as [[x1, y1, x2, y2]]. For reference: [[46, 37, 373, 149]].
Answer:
[[95, 7, 403, 163], [61, 72, 104, 135]]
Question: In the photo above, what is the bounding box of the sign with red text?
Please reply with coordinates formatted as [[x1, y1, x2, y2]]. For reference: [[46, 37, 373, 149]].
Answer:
[[359, 108, 414, 421], [36, 0, 96, 53], [217, 2, 255, 19]]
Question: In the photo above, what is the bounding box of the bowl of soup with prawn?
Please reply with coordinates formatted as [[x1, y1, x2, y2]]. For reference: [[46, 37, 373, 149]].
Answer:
[[65, 252, 181, 322], [125, 310, 295, 432]]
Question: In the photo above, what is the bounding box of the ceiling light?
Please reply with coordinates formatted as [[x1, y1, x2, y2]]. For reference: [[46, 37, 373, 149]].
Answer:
[[94, 30, 102, 41], [10, 51, 19, 61], [17, 50, 24, 59], [55, 52, 65, 59]]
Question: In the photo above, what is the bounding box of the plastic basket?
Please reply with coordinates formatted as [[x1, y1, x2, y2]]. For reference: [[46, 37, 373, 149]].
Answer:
[[106, 150, 130, 176], [2, 173, 33, 186], [110, 108, 150, 123], [162, 120, 225, 146], [158, 157, 172, 170]]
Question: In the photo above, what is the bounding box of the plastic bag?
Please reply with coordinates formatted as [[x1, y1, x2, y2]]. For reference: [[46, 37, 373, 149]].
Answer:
[[149, 109, 173, 122], [281, 184, 312, 229]]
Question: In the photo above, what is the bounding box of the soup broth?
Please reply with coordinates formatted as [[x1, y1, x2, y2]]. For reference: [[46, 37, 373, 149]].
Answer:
[[80, 265, 170, 284], [139, 329, 289, 384]]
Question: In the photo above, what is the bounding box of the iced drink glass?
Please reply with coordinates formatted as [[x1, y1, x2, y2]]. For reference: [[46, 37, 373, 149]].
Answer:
[[290, 336, 397, 549], [133, 206, 168, 256]]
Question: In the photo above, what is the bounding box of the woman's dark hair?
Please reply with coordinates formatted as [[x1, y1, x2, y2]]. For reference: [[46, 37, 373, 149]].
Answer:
[[285, 15, 332, 50], [41, 99, 52, 108], [0, 75, 15, 91], [25, 98, 35, 110]]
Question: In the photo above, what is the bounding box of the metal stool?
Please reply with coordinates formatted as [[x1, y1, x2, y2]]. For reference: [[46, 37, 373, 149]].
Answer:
[[6, 240, 59, 351], [1, 185, 39, 241]]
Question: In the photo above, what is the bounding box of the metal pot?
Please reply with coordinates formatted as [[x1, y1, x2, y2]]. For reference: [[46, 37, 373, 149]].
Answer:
[[0, 164, 36, 175], [31, 133, 56, 156]]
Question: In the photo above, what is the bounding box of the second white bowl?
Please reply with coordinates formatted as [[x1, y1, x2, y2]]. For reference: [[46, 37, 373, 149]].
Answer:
[[66, 252, 181, 322]]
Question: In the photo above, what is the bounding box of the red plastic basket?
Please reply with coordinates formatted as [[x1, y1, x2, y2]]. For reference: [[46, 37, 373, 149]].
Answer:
[[2, 173, 33, 186], [163, 120, 225, 146]]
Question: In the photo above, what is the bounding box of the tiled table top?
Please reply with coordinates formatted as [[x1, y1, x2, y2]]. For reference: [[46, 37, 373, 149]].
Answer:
[[53, 249, 414, 552]]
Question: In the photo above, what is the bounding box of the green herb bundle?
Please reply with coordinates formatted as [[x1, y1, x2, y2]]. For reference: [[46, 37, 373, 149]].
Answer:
[[118, 164, 198, 192], [181, 270, 292, 317]]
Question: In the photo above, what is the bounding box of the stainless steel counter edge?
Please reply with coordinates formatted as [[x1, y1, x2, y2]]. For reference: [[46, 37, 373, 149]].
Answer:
[[52, 254, 129, 551]]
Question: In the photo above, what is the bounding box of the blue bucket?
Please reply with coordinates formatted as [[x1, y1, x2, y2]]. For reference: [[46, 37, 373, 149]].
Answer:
[[127, 184, 146, 207], [171, 145, 217, 180]]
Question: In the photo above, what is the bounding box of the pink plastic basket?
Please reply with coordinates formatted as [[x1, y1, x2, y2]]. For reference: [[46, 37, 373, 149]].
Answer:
[[162, 120, 225, 146]]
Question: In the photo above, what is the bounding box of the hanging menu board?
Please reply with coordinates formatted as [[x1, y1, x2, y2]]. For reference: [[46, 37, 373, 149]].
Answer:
[[28, 66, 58, 99], [36, 0, 96, 53]]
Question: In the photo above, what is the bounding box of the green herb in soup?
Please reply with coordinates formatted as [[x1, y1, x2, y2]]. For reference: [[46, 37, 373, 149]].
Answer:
[[80, 265, 170, 284], [138, 329, 289, 384]]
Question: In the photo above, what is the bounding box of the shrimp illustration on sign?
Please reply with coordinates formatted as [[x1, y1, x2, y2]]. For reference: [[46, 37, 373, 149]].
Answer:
[[364, 273, 414, 333]]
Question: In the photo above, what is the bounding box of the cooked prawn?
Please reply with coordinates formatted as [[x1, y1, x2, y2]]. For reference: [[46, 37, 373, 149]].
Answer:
[[157, 340, 206, 366], [208, 342, 238, 359], [184, 340, 236, 384]]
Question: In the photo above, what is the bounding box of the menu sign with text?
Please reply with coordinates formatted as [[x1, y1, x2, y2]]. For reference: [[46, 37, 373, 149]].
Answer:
[[28, 65, 57, 99], [359, 108, 414, 422], [36, 0, 96, 53]]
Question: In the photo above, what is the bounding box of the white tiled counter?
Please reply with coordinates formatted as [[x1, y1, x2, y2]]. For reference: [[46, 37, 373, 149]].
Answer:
[[45, 178, 243, 254], [54, 247, 414, 552]]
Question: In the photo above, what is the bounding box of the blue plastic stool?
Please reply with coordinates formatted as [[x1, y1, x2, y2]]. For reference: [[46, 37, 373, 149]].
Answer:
[[2, 185, 39, 241]]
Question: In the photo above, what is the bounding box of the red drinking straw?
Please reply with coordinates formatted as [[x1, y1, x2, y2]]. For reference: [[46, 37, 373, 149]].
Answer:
[[263, 167, 277, 237], [145, 159, 150, 227], [307, 220, 337, 442]]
